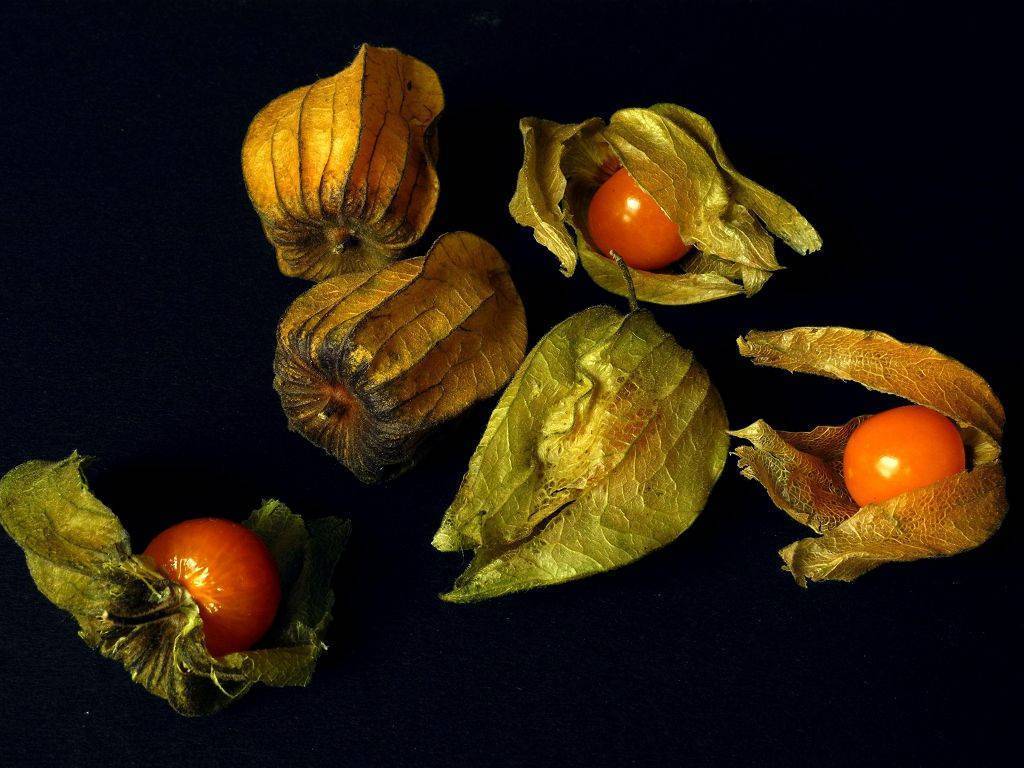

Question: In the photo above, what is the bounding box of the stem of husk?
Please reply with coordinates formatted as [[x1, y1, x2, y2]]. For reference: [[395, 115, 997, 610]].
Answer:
[[610, 251, 639, 313]]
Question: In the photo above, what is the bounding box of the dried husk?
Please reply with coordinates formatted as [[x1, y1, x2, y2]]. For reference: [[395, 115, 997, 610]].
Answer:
[[0, 453, 349, 716], [274, 231, 527, 483], [433, 306, 729, 602], [732, 327, 1007, 585], [509, 105, 821, 305], [242, 43, 443, 280]]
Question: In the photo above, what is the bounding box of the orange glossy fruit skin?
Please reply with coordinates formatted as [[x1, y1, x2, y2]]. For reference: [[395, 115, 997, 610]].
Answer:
[[143, 518, 281, 657], [586, 167, 691, 271], [842, 405, 965, 507]]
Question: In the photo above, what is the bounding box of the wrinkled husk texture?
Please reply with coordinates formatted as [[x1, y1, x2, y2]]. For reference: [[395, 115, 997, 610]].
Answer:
[[509, 105, 821, 305], [732, 327, 1006, 585]]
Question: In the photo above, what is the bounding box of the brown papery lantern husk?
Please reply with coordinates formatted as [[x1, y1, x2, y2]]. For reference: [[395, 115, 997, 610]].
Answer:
[[274, 232, 527, 483]]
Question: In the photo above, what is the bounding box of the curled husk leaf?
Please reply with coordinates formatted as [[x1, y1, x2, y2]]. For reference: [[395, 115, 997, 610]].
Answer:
[[433, 306, 729, 602], [509, 105, 821, 305], [274, 231, 527, 484], [732, 327, 1007, 586], [0, 453, 350, 716], [242, 43, 443, 280]]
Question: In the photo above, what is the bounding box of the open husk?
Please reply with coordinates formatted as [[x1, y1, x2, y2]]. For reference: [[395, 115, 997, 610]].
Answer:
[[274, 232, 527, 483], [509, 105, 821, 305], [0, 453, 349, 716], [732, 327, 1007, 585], [242, 43, 443, 280]]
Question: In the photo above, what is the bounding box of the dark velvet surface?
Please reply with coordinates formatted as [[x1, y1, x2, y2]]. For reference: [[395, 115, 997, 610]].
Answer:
[[0, 1, 1016, 765]]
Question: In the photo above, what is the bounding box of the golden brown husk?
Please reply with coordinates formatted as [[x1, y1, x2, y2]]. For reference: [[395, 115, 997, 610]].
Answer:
[[732, 327, 1007, 585], [274, 232, 527, 483], [243, 44, 444, 280]]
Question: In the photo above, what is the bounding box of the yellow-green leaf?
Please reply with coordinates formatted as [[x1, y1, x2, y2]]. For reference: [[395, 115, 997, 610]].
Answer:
[[738, 327, 1004, 442], [236, 502, 350, 687], [0, 454, 129, 566], [576, 237, 747, 306], [433, 307, 729, 602], [732, 418, 864, 534], [781, 462, 1006, 586], [648, 104, 822, 256]]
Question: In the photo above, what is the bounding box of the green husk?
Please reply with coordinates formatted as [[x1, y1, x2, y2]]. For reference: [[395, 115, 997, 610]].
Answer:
[[0, 453, 349, 715], [433, 306, 729, 602]]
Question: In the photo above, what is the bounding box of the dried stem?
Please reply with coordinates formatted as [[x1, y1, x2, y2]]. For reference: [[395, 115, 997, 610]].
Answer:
[[610, 251, 639, 312]]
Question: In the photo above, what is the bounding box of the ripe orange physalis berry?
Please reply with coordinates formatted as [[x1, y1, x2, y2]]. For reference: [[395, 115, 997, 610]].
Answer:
[[842, 404, 966, 507], [586, 167, 691, 271], [144, 518, 281, 657]]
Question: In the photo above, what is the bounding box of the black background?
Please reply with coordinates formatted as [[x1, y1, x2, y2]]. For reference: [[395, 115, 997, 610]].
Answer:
[[0, 1, 1017, 765]]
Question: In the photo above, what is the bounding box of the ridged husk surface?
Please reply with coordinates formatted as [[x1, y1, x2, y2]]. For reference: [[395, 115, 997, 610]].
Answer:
[[274, 232, 527, 483], [243, 44, 444, 280]]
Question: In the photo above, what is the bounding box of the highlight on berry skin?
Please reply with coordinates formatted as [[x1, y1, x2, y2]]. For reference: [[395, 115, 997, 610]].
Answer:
[[144, 518, 282, 657], [586, 167, 691, 271], [842, 405, 966, 508]]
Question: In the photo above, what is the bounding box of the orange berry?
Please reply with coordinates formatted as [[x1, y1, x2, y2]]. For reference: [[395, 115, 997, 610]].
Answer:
[[843, 405, 965, 507], [587, 168, 691, 271]]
